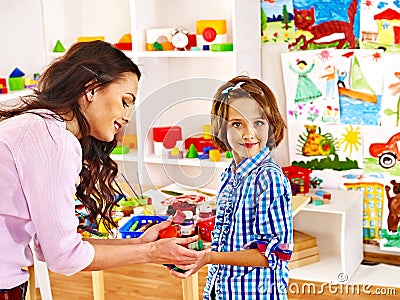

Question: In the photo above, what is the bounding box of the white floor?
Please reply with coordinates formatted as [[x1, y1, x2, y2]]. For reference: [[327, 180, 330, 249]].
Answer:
[[349, 263, 400, 288]]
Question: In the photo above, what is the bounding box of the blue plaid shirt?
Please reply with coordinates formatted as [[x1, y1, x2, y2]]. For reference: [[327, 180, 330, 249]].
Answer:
[[203, 146, 293, 300]]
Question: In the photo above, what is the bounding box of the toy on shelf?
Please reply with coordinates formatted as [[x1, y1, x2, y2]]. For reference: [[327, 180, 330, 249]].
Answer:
[[9, 67, 25, 91], [184, 136, 215, 152], [186, 144, 199, 158], [209, 149, 220, 162], [168, 147, 184, 159], [152, 126, 182, 156], [24, 73, 39, 89], [145, 28, 175, 51], [114, 33, 132, 51], [196, 20, 228, 49], [211, 43, 233, 52], [77, 36, 105, 43], [282, 165, 312, 195], [171, 27, 191, 50], [121, 134, 137, 149], [0, 78, 8, 94], [53, 40, 66, 52]]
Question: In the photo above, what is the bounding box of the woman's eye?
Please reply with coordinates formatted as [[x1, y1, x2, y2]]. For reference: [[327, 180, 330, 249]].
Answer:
[[122, 100, 129, 108]]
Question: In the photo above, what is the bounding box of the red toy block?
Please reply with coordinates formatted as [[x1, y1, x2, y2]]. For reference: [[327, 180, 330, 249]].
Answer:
[[152, 126, 182, 149], [184, 136, 216, 152]]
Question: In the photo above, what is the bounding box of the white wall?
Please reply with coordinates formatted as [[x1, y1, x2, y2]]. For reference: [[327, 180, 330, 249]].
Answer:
[[0, 0, 47, 78]]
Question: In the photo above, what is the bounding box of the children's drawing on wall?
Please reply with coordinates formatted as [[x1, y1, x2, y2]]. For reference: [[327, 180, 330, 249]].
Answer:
[[380, 178, 400, 252], [282, 49, 340, 124], [340, 172, 387, 243], [261, 0, 296, 44], [335, 49, 383, 125], [360, 0, 400, 52], [381, 53, 400, 126], [289, 0, 360, 50], [364, 126, 400, 175], [288, 123, 362, 170]]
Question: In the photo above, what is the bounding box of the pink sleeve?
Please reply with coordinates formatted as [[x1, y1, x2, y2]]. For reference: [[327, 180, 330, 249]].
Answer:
[[16, 117, 94, 275]]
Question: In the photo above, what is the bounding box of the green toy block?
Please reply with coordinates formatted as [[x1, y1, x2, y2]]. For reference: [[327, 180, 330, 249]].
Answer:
[[312, 199, 324, 206], [210, 43, 233, 52], [225, 151, 233, 158], [53, 40, 66, 52], [111, 145, 129, 154], [9, 77, 24, 91], [186, 144, 198, 158]]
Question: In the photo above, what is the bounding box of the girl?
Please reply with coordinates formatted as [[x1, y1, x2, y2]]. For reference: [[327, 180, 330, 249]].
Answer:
[[0, 41, 206, 299], [172, 76, 293, 300]]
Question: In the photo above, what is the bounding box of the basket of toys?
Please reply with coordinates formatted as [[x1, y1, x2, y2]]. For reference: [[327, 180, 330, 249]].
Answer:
[[119, 215, 168, 239]]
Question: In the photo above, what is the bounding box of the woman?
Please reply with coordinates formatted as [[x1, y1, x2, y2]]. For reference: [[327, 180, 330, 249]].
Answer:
[[0, 40, 205, 299]]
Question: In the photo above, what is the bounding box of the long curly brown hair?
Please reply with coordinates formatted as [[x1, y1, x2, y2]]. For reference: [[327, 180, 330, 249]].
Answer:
[[0, 40, 141, 233]]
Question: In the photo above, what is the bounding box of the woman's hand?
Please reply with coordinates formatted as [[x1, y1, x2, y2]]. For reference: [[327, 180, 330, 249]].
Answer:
[[137, 218, 173, 244], [169, 248, 211, 279]]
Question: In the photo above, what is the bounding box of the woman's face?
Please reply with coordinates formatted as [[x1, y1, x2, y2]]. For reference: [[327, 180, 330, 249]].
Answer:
[[82, 72, 138, 142], [226, 97, 269, 164]]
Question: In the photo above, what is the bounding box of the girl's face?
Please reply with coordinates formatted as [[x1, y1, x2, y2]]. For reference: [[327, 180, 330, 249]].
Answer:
[[82, 72, 138, 142], [226, 97, 269, 164]]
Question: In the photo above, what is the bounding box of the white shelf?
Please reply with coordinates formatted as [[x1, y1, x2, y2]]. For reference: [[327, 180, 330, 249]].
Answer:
[[292, 189, 364, 282], [136, 51, 234, 58], [143, 154, 230, 168], [0, 90, 32, 103]]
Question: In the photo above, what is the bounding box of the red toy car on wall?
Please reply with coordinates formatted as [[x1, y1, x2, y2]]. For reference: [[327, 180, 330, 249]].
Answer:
[[369, 132, 400, 168]]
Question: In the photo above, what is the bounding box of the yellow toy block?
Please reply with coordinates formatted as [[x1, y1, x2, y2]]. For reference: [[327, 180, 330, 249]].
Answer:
[[122, 134, 137, 149], [209, 149, 221, 162], [203, 124, 212, 140], [118, 33, 132, 43], [196, 20, 227, 35], [77, 36, 105, 42]]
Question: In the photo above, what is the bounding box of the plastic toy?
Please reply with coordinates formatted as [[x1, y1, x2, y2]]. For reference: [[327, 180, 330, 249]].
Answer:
[[171, 27, 190, 50], [111, 145, 129, 154], [186, 144, 198, 158], [196, 20, 227, 48], [114, 33, 132, 51], [0, 78, 8, 94], [211, 43, 233, 52], [168, 147, 183, 159], [145, 28, 175, 51], [122, 134, 137, 149], [209, 149, 220, 162], [225, 151, 233, 158], [53, 40, 66, 52], [203, 124, 212, 139], [282, 165, 312, 195], [153, 126, 182, 156], [9, 67, 25, 91], [184, 136, 215, 152], [77, 36, 105, 42]]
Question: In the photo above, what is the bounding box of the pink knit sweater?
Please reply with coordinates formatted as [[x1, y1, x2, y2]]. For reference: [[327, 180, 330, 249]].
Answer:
[[0, 110, 94, 289]]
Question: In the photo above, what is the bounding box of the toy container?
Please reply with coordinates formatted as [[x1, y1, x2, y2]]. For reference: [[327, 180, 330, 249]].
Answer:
[[197, 215, 216, 242], [119, 215, 168, 238]]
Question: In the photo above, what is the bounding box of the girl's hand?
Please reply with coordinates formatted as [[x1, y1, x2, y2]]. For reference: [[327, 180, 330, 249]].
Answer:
[[146, 236, 207, 266], [137, 218, 173, 244], [169, 248, 211, 279]]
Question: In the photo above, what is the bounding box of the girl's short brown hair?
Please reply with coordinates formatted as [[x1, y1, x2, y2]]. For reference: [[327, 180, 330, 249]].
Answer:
[[211, 75, 286, 152]]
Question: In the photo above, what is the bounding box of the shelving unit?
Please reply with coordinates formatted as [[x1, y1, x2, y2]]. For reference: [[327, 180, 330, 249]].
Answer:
[[291, 189, 364, 283]]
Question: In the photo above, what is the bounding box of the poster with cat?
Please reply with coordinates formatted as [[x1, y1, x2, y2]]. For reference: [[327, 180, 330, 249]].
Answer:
[[261, 0, 296, 44], [290, 0, 361, 50]]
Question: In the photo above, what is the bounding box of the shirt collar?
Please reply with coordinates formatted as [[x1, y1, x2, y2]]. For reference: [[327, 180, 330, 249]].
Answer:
[[230, 145, 272, 177]]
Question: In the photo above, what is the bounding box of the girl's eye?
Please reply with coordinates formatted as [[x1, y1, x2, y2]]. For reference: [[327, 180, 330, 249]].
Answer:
[[255, 120, 265, 127], [232, 122, 241, 128], [122, 100, 129, 108]]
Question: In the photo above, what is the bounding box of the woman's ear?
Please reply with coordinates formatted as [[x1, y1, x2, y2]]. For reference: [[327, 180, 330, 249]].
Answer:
[[87, 89, 95, 101]]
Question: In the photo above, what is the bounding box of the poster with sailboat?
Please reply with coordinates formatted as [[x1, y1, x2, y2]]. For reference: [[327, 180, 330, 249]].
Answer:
[[334, 49, 384, 125]]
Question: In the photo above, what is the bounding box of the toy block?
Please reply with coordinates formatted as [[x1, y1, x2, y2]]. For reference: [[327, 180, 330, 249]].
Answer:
[[312, 199, 324, 206], [211, 43, 233, 52], [111, 145, 129, 155], [145, 28, 175, 51], [152, 126, 182, 149], [203, 146, 215, 154], [225, 151, 233, 158], [209, 149, 220, 162], [77, 36, 105, 42], [53, 40, 66, 52], [168, 147, 183, 159], [9, 77, 24, 91], [9, 67, 25, 78], [184, 136, 215, 152], [0, 78, 7, 93], [203, 124, 212, 139], [186, 144, 198, 158], [196, 20, 227, 48], [114, 33, 132, 51], [122, 134, 137, 149], [198, 153, 209, 159]]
